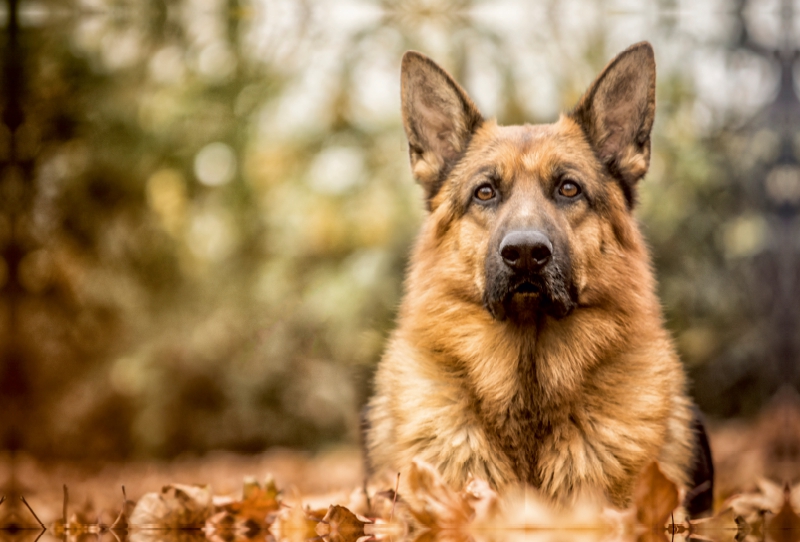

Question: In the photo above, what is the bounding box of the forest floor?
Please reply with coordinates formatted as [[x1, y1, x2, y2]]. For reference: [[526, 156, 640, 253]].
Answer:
[[1, 390, 799, 542]]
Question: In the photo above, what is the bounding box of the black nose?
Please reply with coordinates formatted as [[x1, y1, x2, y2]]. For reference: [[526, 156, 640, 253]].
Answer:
[[499, 230, 553, 271]]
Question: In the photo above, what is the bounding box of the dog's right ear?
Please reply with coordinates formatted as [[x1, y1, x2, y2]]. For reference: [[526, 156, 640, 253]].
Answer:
[[401, 51, 483, 202]]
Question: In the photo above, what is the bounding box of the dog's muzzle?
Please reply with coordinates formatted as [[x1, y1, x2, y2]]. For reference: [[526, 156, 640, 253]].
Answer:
[[483, 230, 576, 323]]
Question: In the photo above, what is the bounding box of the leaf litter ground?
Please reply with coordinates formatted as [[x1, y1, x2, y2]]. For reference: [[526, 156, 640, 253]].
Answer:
[[1, 393, 799, 542]]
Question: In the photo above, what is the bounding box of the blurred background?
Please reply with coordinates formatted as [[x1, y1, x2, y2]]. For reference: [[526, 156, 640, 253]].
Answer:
[[1, 0, 799, 462]]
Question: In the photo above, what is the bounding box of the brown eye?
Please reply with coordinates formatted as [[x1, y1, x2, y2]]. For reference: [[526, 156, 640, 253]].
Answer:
[[474, 184, 496, 202], [558, 180, 581, 198]]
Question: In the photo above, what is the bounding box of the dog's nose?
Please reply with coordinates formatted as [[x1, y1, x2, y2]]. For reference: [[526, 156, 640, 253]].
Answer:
[[499, 230, 553, 271]]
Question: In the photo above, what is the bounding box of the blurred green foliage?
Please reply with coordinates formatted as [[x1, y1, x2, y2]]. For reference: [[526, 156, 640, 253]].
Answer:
[[1, 0, 796, 459]]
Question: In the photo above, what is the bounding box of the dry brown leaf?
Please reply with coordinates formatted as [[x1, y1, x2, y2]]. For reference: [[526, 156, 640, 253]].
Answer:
[[346, 486, 370, 518], [130, 531, 209, 542], [205, 510, 238, 530], [362, 488, 409, 539], [206, 477, 285, 535], [603, 505, 638, 535], [412, 530, 472, 542], [270, 498, 322, 542], [634, 462, 680, 530], [727, 491, 771, 519], [767, 484, 800, 542], [496, 486, 560, 529], [368, 489, 403, 521], [500, 484, 610, 531], [129, 484, 213, 528], [363, 519, 406, 540], [638, 532, 670, 542], [688, 506, 740, 536], [315, 505, 368, 542], [759, 478, 788, 510], [725, 495, 770, 530], [693, 506, 739, 530], [463, 476, 498, 525], [792, 484, 800, 513], [222, 476, 282, 525], [725, 478, 800, 532], [306, 506, 330, 522], [404, 460, 473, 528], [206, 510, 267, 537]]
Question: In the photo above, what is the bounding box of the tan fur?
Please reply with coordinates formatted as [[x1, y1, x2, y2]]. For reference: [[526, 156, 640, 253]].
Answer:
[[366, 43, 695, 508]]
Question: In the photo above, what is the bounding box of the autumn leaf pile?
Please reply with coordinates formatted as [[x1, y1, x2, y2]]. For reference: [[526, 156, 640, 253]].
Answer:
[[4, 459, 799, 542]]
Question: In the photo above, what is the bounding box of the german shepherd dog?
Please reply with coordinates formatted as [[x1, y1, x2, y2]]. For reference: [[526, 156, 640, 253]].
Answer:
[[364, 43, 713, 515]]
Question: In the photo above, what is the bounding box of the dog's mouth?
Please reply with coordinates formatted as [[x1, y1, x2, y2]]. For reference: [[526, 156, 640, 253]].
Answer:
[[501, 279, 545, 323], [482, 277, 546, 323], [512, 281, 542, 296], [484, 271, 576, 323]]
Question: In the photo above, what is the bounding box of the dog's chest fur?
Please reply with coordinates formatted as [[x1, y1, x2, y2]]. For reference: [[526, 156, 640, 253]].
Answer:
[[476, 351, 555, 487]]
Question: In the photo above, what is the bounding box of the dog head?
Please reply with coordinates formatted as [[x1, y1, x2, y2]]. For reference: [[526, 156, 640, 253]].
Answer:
[[400, 43, 656, 325]]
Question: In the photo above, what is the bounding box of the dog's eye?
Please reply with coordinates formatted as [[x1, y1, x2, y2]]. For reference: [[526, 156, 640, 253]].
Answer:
[[474, 184, 496, 202], [558, 180, 581, 198]]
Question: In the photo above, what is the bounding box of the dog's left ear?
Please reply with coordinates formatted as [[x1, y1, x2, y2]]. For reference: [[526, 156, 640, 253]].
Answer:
[[570, 42, 655, 206]]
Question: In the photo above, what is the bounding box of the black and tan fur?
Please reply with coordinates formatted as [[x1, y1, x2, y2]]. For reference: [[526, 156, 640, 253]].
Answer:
[[365, 43, 712, 512]]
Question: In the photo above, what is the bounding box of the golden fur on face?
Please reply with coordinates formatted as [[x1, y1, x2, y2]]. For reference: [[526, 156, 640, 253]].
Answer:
[[365, 43, 697, 509]]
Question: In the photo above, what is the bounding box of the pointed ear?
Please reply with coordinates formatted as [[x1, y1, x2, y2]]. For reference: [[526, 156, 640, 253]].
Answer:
[[401, 51, 483, 202], [570, 42, 656, 207]]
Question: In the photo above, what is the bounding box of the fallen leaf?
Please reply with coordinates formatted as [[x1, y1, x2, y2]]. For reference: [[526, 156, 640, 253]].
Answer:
[[634, 462, 680, 530], [726, 478, 799, 532], [363, 519, 406, 540], [129, 484, 213, 528], [404, 460, 472, 528], [412, 530, 471, 542], [363, 488, 409, 539], [270, 494, 322, 542], [792, 484, 800, 515], [603, 505, 637, 535], [205, 476, 286, 535], [346, 486, 370, 517], [767, 484, 800, 542], [315, 505, 368, 542], [688, 505, 740, 542], [130, 531, 209, 542], [463, 476, 498, 525], [206, 510, 237, 530], [690, 506, 739, 528], [223, 476, 282, 525], [368, 489, 402, 521], [638, 531, 669, 542], [499, 484, 610, 532]]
